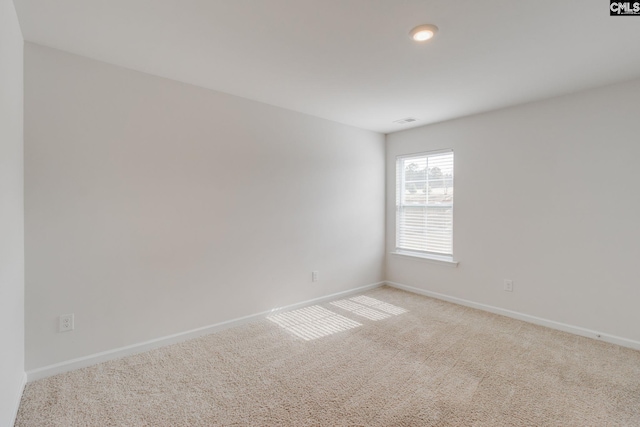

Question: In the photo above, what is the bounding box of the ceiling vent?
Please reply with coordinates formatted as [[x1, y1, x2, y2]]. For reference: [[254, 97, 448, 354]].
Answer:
[[393, 117, 418, 125]]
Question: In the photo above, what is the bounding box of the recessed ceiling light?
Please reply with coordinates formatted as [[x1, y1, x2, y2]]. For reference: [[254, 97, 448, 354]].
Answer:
[[410, 24, 438, 42]]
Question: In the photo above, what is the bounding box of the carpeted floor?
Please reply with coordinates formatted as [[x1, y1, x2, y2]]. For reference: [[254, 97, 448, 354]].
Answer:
[[16, 286, 640, 426]]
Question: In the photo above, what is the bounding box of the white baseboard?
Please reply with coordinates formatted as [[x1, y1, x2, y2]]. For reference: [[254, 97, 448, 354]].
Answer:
[[10, 372, 27, 426], [30, 280, 636, 383], [385, 281, 640, 351], [26, 282, 385, 382]]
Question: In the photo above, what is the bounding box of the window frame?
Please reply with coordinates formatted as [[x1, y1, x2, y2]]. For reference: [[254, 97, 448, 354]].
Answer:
[[392, 149, 457, 266]]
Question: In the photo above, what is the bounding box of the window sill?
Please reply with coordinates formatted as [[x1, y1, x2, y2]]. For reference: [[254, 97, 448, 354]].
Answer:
[[389, 251, 459, 267]]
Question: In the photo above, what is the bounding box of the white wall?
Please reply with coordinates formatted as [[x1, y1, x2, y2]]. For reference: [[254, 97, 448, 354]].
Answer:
[[386, 78, 640, 344], [25, 43, 385, 371], [0, 0, 25, 424]]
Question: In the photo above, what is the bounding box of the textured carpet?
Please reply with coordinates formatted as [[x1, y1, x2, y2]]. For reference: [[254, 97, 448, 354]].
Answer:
[[16, 286, 640, 426]]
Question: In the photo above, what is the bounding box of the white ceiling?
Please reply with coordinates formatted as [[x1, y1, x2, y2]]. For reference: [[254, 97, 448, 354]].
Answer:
[[13, 0, 640, 133]]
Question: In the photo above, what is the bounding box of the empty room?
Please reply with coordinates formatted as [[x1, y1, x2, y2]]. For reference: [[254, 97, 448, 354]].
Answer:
[[2, 0, 640, 425]]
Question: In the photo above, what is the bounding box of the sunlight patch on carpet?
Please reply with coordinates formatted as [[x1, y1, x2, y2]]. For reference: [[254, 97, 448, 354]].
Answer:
[[330, 296, 408, 321], [330, 300, 391, 320], [267, 305, 361, 341], [349, 295, 408, 315]]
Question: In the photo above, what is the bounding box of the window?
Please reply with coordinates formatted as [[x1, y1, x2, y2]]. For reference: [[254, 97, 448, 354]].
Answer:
[[395, 150, 454, 260]]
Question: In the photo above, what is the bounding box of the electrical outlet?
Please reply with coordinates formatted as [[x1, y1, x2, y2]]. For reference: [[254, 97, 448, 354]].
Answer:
[[59, 314, 74, 332], [504, 280, 513, 292], [311, 271, 319, 282]]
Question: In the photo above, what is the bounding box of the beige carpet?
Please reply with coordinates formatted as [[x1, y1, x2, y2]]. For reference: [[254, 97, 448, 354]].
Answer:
[[16, 286, 640, 426]]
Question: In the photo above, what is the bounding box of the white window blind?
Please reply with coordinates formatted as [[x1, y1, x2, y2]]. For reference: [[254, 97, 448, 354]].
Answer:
[[396, 150, 454, 257]]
